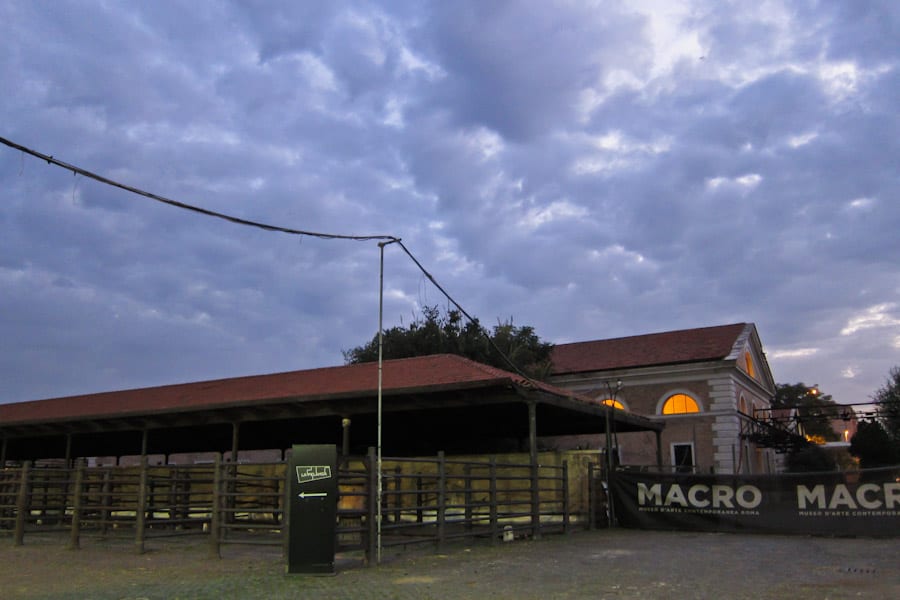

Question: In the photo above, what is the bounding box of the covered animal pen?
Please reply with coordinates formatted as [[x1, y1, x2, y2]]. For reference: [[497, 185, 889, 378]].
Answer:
[[0, 354, 663, 560]]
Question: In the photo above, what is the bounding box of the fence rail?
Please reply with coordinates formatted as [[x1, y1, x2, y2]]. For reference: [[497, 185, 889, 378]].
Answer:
[[372, 451, 570, 552], [1, 450, 580, 563]]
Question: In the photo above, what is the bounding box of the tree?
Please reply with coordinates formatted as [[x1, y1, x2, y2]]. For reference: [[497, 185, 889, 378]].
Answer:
[[342, 305, 554, 380], [850, 420, 900, 469], [873, 366, 900, 442], [785, 445, 836, 473], [773, 383, 840, 442]]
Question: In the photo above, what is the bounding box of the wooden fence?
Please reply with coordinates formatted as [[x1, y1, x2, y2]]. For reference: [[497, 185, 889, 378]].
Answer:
[[1, 450, 579, 563]]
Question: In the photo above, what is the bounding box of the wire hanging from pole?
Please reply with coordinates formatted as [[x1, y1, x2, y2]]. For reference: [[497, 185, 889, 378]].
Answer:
[[1, 135, 541, 386], [395, 240, 535, 382], [0, 135, 398, 243]]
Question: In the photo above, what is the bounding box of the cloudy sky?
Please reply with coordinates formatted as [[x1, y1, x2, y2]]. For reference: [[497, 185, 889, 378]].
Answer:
[[1, 1, 898, 407]]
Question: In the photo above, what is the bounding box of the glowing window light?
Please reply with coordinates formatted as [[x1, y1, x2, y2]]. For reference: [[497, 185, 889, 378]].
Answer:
[[662, 393, 701, 415]]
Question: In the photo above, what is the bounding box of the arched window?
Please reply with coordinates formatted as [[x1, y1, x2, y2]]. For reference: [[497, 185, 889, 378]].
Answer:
[[600, 398, 626, 410], [743, 351, 756, 378], [661, 393, 701, 415]]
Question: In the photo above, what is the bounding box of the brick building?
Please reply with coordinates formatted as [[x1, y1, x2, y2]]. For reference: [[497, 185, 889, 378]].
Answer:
[[549, 323, 779, 474]]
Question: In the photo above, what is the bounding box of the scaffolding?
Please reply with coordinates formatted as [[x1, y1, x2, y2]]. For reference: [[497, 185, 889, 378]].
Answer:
[[740, 409, 809, 453], [743, 401, 877, 452]]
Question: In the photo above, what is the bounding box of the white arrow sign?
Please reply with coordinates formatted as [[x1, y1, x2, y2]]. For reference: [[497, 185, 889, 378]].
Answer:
[[298, 492, 327, 499]]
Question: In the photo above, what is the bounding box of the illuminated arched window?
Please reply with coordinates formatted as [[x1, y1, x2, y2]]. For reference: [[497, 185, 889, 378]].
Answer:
[[600, 398, 626, 410], [743, 351, 756, 378], [661, 393, 701, 415]]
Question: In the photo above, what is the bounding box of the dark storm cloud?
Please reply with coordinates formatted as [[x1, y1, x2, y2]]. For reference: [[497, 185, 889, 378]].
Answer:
[[422, 1, 645, 142]]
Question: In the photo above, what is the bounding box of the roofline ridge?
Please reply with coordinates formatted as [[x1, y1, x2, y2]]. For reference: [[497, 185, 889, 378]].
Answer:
[[726, 323, 756, 360], [554, 322, 749, 348], [14, 353, 502, 404], [437, 353, 525, 381]]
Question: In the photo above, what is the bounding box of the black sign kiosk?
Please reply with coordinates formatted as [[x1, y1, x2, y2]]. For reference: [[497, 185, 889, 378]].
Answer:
[[286, 444, 337, 575]]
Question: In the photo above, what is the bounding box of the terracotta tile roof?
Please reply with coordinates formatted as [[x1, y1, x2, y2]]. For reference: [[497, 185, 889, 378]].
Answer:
[[551, 323, 750, 375], [0, 354, 570, 425]]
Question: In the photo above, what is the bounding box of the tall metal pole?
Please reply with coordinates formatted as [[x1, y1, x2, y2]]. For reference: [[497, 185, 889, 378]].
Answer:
[[604, 402, 612, 525], [376, 239, 398, 564], [604, 379, 622, 527]]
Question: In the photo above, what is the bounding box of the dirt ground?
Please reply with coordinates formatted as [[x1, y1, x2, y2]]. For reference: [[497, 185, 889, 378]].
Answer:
[[1, 528, 898, 599]]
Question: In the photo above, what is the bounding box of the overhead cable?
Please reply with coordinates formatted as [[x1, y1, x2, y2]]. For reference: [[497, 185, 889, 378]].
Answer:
[[396, 240, 535, 381], [2, 135, 536, 383], [0, 135, 398, 243]]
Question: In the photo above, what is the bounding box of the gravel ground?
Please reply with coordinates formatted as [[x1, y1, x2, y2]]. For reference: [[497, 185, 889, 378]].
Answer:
[[1, 528, 898, 599]]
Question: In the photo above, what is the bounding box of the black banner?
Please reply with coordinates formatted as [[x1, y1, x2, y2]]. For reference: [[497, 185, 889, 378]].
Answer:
[[610, 467, 900, 537]]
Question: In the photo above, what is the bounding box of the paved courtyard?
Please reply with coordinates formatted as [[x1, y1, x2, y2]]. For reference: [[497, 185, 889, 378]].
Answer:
[[1, 528, 898, 599]]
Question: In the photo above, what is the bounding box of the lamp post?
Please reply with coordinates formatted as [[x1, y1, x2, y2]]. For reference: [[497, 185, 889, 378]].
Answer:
[[376, 239, 399, 564], [603, 379, 622, 526]]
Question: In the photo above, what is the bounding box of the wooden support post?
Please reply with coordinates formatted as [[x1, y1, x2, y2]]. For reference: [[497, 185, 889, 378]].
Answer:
[[528, 402, 541, 540], [416, 476, 424, 523], [37, 467, 48, 523], [68, 463, 84, 550], [464, 463, 473, 532], [562, 460, 571, 535], [135, 455, 148, 555], [436, 451, 446, 551], [209, 454, 222, 559], [225, 424, 240, 527], [528, 401, 538, 467], [230, 423, 240, 464], [167, 467, 176, 524], [99, 468, 112, 538], [140, 429, 149, 457], [489, 457, 498, 546], [14, 461, 32, 546], [1, 437, 7, 467], [64, 434, 73, 469], [61, 435, 74, 522], [341, 418, 351, 457], [587, 462, 595, 530]]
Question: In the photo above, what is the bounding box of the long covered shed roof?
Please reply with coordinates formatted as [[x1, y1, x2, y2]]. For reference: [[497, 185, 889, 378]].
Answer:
[[0, 354, 661, 460]]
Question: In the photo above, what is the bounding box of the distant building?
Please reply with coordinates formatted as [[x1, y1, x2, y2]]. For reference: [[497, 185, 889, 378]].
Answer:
[[549, 323, 780, 474]]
